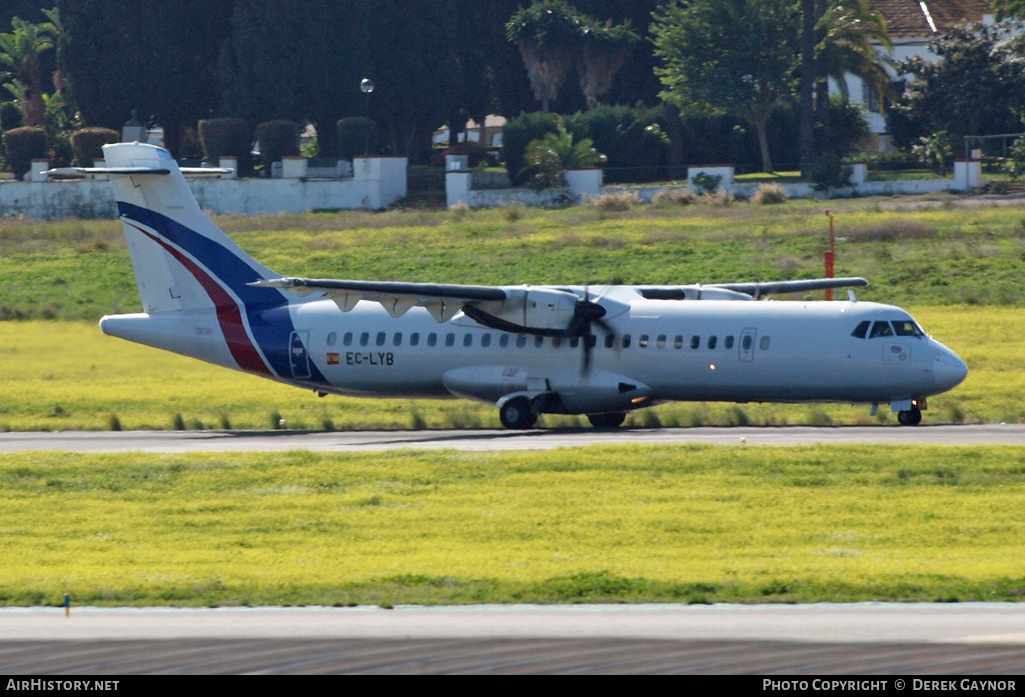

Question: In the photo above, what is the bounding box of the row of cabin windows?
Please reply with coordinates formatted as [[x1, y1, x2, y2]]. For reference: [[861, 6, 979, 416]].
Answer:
[[326, 331, 771, 352], [851, 320, 924, 340]]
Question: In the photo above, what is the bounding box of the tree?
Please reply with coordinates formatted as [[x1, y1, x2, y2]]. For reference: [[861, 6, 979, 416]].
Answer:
[[890, 25, 1025, 150], [652, 0, 801, 173], [506, 0, 586, 113], [58, 0, 234, 157], [991, 0, 1025, 19], [816, 0, 892, 105], [0, 15, 56, 126], [577, 17, 638, 109]]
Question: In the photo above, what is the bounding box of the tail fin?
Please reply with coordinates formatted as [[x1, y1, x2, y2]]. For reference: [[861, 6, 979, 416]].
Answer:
[[101, 142, 281, 313]]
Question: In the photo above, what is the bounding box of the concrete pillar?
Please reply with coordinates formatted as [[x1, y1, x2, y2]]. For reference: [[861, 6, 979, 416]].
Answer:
[[566, 168, 603, 198], [446, 170, 472, 207], [849, 163, 868, 187], [687, 165, 734, 193], [281, 156, 307, 179], [953, 160, 981, 192], [219, 157, 238, 179], [446, 154, 469, 171], [30, 159, 49, 182]]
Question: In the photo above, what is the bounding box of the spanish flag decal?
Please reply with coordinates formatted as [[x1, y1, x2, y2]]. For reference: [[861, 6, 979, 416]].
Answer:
[[327, 352, 340, 365]]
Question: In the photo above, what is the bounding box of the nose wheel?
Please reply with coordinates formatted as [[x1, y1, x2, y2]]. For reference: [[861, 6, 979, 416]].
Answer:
[[897, 407, 922, 426]]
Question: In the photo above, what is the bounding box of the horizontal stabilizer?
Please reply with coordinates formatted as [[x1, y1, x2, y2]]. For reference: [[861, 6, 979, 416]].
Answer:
[[45, 166, 171, 177]]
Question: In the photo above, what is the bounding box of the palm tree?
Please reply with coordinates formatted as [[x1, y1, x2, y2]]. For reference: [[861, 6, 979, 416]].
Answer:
[[577, 18, 637, 110], [816, 0, 893, 109], [506, 0, 584, 112], [520, 124, 606, 189], [0, 16, 57, 127]]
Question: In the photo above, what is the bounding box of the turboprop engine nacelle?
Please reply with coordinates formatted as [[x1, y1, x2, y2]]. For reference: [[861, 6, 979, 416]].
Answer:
[[482, 287, 581, 331]]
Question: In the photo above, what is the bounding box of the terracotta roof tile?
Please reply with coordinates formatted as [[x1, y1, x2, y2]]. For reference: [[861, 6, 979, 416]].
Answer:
[[870, 0, 993, 38]]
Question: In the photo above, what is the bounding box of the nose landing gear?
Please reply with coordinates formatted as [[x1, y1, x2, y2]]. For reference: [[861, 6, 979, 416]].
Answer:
[[897, 406, 922, 426]]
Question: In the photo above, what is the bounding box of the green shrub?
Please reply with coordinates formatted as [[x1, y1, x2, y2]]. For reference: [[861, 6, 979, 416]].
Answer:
[[564, 104, 670, 183], [2, 126, 47, 178], [336, 117, 377, 160], [0, 101, 23, 132], [254, 120, 300, 171], [502, 112, 563, 185], [70, 127, 119, 167], [198, 118, 251, 161]]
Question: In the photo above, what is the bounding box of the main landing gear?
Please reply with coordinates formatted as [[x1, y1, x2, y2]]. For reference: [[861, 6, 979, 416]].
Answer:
[[587, 412, 626, 429], [499, 396, 537, 430], [897, 407, 922, 426]]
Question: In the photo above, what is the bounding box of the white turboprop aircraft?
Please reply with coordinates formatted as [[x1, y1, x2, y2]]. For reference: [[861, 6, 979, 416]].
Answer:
[[51, 143, 968, 428]]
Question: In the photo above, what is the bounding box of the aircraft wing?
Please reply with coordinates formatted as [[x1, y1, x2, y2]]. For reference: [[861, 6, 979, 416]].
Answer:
[[637, 276, 868, 301], [251, 277, 509, 322]]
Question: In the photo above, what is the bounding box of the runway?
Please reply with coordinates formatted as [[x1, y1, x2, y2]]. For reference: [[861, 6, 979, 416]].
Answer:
[[3, 604, 1025, 674], [4, 423, 1025, 453], [4, 426, 1025, 674]]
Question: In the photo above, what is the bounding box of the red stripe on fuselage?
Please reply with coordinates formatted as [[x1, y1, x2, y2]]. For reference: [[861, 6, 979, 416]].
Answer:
[[127, 222, 272, 376]]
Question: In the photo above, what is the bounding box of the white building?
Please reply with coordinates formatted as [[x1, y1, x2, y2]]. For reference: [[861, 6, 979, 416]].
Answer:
[[836, 0, 999, 151]]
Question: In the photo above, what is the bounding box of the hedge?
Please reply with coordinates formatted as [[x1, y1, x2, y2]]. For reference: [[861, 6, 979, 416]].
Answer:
[[70, 127, 119, 167], [198, 118, 251, 161], [2, 126, 47, 178]]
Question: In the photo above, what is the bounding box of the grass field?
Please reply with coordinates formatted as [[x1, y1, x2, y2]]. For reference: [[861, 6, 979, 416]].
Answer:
[[1, 445, 1023, 607], [5, 195, 1025, 322]]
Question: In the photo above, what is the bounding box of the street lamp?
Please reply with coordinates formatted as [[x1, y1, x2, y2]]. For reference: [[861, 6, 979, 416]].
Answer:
[[360, 79, 375, 155]]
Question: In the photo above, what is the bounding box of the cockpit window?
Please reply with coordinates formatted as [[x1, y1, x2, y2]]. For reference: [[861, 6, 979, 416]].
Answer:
[[852, 321, 870, 339], [869, 321, 893, 338], [892, 320, 924, 337]]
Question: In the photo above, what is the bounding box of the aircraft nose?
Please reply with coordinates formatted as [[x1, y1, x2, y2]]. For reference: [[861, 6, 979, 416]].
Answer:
[[934, 350, 968, 392]]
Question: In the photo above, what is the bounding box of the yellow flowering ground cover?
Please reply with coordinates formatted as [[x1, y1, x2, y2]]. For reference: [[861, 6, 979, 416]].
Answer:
[[1, 445, 1023, 606]]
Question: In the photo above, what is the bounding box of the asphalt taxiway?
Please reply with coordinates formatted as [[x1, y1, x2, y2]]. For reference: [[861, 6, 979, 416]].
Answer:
[[3, 423, 1025, 453]]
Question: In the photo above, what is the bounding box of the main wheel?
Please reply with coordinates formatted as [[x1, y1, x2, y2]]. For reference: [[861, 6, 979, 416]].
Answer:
[[587, 412, 626, 429], [897, 407, 922, 426], [500, 397, 537, 429]]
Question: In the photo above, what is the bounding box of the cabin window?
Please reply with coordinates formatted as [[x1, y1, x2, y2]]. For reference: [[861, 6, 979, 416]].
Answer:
[[427, 332, 437, 347], [360, 332, 369, 347], [445, 333, 456, 347], [327, 332, 337, 347], [656, 335, 666, 349], [742, 335, 753, 351], [393, 332, 402, 346], [463, 334, 473, 347], [481, 333, 492, 348], [708, 335, 717, 350], [587, 335, 597, 349], [499, 334, 510, 348], [724, 336, 734, 350], [869, 321, 893, 338], [674, 335, 684, 349], [691, 336, 700, 349], [376, 331, 386, 347], [893, 320, 923, 337], [516, 334, 527, 348], [639, 334, 649, 348], [343, 332, 353, 347], [622, 334, 631, 349], [535, 335, 544, 348], [410, 332, 420, 347], [760, 336, 771, 351], [605, 334, 615, 349], [569, 336, 580, 348], [852, 321, 870, 339], [553, 336, 563, 349]]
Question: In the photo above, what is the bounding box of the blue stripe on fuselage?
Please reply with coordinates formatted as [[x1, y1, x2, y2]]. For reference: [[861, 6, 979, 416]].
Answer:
[[118, 201, 327, 384]]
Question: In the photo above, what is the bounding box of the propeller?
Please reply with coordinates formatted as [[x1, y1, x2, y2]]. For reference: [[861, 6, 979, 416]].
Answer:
[[565, 286, 616, 375]]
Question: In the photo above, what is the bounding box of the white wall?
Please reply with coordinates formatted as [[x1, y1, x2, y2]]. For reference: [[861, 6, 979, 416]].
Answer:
[[0, 157, 408, 219]]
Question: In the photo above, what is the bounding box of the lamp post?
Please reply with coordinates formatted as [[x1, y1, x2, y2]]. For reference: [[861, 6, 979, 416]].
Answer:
[[360, 78, 374, 155]]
